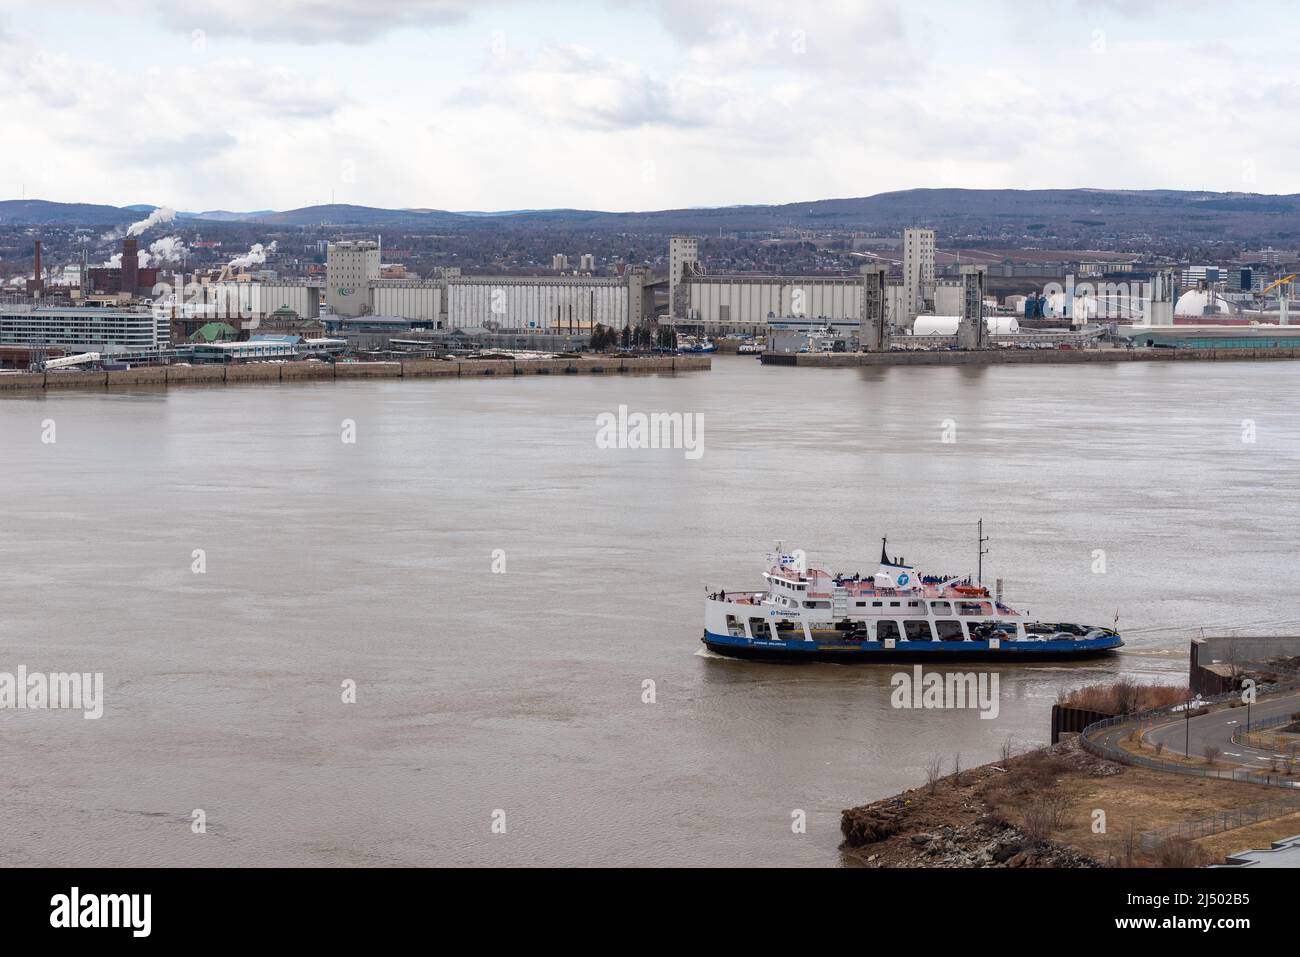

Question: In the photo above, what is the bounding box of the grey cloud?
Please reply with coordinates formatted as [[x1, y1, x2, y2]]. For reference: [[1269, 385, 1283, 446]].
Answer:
[[41, 0, 510, 45]]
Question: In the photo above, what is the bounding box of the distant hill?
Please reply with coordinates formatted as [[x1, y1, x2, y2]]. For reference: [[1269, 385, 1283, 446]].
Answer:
[[0, 199, 135, 225], [181, 210, 276, 222], [249, 203, 468, 226], [4, 190, 1299, 242]]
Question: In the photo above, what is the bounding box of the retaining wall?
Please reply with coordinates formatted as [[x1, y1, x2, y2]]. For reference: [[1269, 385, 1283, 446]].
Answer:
[[224, 363, 282, 383], [167, 365, 225, 384], [280, 363, 336, 381], [43, 370, 107, 389], [400, 360, 459, 378], [336, 361, 403, 378], [0, 355, 710, 394], [106, 366, 167, 386], [768, 347, 1300, 368], [0, 373, 44, 391]]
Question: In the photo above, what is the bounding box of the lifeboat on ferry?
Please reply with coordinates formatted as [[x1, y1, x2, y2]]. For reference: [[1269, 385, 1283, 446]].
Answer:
[[952, 585, 988, 596]]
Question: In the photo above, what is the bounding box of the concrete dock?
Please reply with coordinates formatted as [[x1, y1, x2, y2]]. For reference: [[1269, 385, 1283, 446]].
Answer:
[[761, 347, 1300, 368], [0, 354, 710, 392]]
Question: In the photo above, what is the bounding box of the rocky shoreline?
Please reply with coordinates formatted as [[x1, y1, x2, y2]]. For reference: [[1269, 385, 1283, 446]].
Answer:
[[840, 737, 1116, 868]]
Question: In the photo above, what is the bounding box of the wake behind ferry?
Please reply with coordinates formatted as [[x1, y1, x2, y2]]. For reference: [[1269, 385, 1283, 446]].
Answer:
[[703, 540, 1123, 663]]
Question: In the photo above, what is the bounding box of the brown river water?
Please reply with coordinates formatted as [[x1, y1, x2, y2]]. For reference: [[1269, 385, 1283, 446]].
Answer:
[[1, 356, 1298, 865]]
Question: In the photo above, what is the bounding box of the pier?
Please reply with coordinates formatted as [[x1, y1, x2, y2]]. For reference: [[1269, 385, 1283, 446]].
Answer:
[[761, 346, 1300, 368], [0, 354, 710, 391]]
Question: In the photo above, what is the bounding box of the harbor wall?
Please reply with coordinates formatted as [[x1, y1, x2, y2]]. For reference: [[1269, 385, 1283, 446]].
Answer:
[[166, 365, 225, 384], [763, 347, 1300, 368], [106, 366, 168, 386], [42, 370, 107, 389], [1191, 635, 1300, 697], [1050, 704, 1114, 745], [0, 373, 44, 390], [224, 364, 282, 383], [0, 355, 710, 393]]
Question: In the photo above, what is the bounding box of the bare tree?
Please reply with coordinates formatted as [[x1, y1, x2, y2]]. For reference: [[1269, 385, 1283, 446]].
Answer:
[[925, 757, 942, 795]]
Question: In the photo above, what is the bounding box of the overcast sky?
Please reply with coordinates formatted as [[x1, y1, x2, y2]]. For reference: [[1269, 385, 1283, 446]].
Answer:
[[0, 0, 1294, 212]]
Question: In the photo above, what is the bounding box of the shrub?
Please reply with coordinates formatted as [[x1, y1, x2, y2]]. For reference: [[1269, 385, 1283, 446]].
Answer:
[[1059, 680, 1188, 715], [1155, 837, 1209, 868]]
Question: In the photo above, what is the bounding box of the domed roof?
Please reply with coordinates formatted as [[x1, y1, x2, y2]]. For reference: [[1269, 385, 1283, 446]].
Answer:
[[1175, 290, 1231, 317]]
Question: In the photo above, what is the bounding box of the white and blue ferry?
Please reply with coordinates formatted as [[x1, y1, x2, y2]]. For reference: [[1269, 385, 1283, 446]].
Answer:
[[702, 541, 1123, 663]]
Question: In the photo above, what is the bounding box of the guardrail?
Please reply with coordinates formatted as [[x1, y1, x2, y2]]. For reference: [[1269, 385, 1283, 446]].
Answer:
[[1078, 679, 1300, 790], [1138, 794, 1300, 852]]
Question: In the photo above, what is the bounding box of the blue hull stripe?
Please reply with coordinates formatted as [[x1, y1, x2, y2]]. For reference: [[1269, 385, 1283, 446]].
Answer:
[[702, 629, 1123, 654]]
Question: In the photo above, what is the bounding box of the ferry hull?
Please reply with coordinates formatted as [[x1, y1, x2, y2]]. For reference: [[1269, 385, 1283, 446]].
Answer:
[[701, 630, 1123, 664]]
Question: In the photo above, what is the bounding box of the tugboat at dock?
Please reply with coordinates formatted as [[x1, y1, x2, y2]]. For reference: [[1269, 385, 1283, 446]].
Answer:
[[676, 335, 717, 354], [702, 537, 1123, 663]]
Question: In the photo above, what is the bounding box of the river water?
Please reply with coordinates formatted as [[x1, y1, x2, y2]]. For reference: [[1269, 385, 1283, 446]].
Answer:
[[2, 356, 1298, 866]]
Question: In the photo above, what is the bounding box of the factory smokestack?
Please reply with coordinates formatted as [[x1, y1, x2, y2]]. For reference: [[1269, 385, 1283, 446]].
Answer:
[[27, 239, 44, 295], [121, 237, 138, 297]]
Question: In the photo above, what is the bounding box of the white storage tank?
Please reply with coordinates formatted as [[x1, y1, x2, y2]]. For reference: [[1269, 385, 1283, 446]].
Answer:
[[911, 315, 1019, 336]]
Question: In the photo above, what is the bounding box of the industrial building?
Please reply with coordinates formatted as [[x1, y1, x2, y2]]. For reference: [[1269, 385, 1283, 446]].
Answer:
[[369, 280, 442, 324], [445, 275, 640, 332], [156, 279, 322, 343], [85, 237, 162, 298], [327, 241, 380, 317], [668, 233, 882, 334], [902, 227, 935, 321], [324, 242, 652, 337], [678, 274, 866, 332]]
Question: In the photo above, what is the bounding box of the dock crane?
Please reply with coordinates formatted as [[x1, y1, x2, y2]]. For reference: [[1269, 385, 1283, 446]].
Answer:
[[1261, 273, 1296, 325]]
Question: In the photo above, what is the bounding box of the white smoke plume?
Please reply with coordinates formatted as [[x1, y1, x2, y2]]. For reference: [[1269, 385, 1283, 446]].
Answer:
[[126, 206, 177, 237], [104, 250, 149, 268], [146, 235, 188, 266], [8, 276, 26, 286], [228, 241, 277, 270]]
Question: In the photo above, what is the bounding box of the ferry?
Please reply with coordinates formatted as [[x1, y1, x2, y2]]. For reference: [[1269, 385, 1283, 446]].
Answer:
[[702, 540, 1123, 663]]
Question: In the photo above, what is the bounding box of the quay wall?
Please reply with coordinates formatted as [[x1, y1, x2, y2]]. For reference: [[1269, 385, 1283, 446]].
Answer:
[[0, 355, 709, 393], [763, 347, 1300, 368], [43, 370, 108, 389], [166, 365, 225, 384]]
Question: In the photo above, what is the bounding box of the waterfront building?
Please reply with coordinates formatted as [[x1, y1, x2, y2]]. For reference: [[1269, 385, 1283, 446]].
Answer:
[[0, 305, 169, 352]]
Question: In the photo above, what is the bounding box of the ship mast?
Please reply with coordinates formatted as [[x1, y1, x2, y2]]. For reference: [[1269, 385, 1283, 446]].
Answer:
[[977, 519, 989, 587]]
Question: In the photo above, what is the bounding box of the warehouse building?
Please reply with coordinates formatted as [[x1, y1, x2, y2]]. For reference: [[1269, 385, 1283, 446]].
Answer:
[[330, 261, 653, 335]]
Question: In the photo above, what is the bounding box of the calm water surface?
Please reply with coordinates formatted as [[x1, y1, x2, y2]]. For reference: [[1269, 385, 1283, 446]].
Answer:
[[2, 357, 1298, 866]]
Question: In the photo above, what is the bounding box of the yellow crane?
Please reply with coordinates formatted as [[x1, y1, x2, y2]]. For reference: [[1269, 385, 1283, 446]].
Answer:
[[1261, 273, 1296, 325]]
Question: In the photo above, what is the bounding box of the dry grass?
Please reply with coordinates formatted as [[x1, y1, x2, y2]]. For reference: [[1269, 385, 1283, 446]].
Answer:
[[843, 739, 1300, 868], [1047, 763, 1284, 866], [1153, 837, 1212, 868], [1195, 810, 1300, 861], [1058, 677, 1188, 715]]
